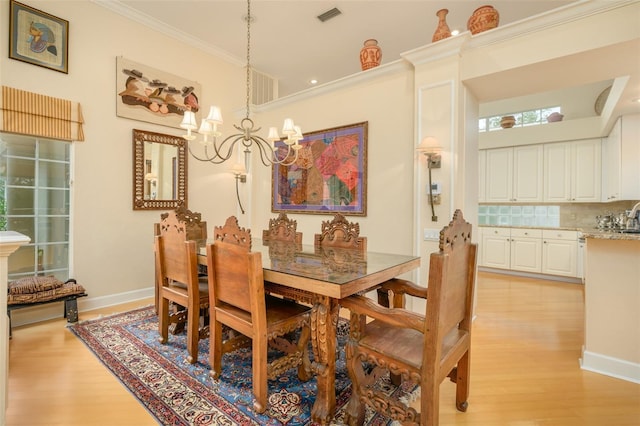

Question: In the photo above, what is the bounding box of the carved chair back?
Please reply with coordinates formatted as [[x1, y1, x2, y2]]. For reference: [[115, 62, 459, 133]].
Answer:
[[158, 206, 207, 241], [214, 216, 251, 249], [314, 213, 367, 251], [262, 213, 302, 245]]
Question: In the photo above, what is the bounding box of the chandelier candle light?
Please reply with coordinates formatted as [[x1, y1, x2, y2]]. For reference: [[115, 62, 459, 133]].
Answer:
[[180, 0, 303, 167]]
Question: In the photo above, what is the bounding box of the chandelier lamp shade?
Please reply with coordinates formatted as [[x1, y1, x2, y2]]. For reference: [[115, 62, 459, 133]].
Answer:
[[180, 0, 302, 167]]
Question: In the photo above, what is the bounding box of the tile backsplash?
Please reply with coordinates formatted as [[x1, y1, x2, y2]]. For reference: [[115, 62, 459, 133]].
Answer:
[[479, 205, 560, 227], [479, 201, 639, 229]]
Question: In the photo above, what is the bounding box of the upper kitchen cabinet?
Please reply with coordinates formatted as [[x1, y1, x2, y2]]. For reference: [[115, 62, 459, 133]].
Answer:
[[602, 114, 640, 202], [543, 139, 601, 202], [484, 146, 543, 203]]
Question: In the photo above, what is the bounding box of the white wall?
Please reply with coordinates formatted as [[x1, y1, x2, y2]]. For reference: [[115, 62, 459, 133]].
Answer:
[[248, 65, 417, 258], [1, 0, 243, 321]]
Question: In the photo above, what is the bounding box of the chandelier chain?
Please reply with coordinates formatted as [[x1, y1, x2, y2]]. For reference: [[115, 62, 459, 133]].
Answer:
[[181, 0, 301, 168], [245, 0, 252, 120]]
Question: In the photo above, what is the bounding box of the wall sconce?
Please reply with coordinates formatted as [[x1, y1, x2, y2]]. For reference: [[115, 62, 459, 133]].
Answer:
[[417, 136, 442, 222], [230, 163, 247, 214]]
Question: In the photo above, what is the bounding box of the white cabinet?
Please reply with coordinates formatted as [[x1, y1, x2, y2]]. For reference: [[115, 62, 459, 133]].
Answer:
[[510, 228, 543, 273], [481, 227, 542, 273], [481, 227, 510, 270], [481, 227, 578, 277], [543, 139, 601, 202], [542, 229, 578, 277], [603, 114, 640, 202], [485, 146, 543, 203]]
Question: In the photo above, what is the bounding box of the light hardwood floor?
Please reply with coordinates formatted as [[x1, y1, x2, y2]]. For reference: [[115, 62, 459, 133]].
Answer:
[[6, 272, 640, 425]]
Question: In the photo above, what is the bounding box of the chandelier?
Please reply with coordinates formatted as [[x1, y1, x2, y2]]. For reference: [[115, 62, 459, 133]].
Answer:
[[180, 0, 302, 167]]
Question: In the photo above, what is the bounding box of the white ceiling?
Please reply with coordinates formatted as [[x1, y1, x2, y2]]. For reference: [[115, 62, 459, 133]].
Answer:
[[99, 0, 640, 120]]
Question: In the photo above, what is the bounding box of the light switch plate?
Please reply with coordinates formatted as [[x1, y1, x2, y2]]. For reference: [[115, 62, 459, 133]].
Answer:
[[424, 228, 440, 241]]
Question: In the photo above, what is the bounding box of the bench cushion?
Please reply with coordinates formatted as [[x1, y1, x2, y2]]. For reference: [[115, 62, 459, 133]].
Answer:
[[8, 280, 86, 305], [8, 275, 64, 295]]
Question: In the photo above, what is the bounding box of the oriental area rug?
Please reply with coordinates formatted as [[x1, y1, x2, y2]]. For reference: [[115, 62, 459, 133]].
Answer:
[[69, 306, 416, 426]]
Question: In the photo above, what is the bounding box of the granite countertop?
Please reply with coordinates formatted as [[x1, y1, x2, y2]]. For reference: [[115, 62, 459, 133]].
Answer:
[[478, 225, 640, 240], [478, 225, 580, 231], [580, 229, 640, 241]]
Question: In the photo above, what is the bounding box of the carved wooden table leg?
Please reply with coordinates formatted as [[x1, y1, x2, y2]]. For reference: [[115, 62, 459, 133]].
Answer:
[[310, 295, 339, 425]]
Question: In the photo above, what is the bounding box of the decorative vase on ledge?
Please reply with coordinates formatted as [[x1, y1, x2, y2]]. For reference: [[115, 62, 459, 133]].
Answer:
[[360, 39, 382, 71], [467, 5, 499, 35], [432, 9, 452, 42], [500, 115, 516, 129]]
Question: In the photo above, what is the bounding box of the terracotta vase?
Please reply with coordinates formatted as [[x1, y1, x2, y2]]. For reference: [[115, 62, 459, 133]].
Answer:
[[500, 115, 516, 129], [467, 5, 499, 35], [360, 39, 382, 71], [432, 9, 452, 42]]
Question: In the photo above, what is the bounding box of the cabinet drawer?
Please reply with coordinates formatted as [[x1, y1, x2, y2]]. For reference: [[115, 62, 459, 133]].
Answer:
[[482, 227, 511, 237], [542, 229, 577, 241], [510, 228, 542, 238]]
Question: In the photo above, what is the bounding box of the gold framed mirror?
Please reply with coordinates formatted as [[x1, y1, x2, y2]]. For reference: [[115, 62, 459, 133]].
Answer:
[[133, 129, 187, 210]]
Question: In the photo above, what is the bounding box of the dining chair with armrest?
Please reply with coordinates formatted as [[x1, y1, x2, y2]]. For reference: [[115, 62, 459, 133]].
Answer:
[[155, 210, 209, 364], [340, 210, 477, 426], [208, 216, 312, 413]]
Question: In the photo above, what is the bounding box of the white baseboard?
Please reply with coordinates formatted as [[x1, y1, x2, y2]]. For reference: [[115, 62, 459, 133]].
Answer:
[[478, 267, 582, 284], [8, 287, 154, 328], [580, 347, 640, 384]]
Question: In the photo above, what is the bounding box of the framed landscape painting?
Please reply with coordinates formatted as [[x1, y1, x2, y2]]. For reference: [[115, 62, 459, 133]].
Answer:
[[9, 0, 69, 73], [272, 122, 368, 216]]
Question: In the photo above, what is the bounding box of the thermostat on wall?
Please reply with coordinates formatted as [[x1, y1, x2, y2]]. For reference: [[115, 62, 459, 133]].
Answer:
[[428, 182, 441, 195]]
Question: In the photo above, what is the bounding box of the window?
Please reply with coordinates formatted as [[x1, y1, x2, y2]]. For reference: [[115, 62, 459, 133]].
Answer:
[[0, 133, 71, 281], [479, 106, 562, 132]]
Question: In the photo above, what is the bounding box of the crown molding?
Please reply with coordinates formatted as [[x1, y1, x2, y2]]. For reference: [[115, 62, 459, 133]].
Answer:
[[91, 0, 244, 67], [402, 0, 637, 67], [253, 60, 411, 112]]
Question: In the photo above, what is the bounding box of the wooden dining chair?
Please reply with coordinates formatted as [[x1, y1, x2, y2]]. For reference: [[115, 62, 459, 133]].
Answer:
[[314, 213, 367, 251], [261, 213, 313, 304], [262, 212, 302, 245], [154, 206, 207, 315], [340, 210, 477, 426], [155, 209, 209, 364], [208, 216, 312, 413]]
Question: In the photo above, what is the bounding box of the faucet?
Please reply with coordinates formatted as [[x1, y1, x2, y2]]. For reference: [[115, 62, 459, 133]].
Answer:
[[628, 201, 640, 219]]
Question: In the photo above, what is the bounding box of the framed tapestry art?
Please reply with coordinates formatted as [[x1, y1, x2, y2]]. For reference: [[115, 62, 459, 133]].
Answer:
[[272, 122, 368, 216], [116, 57, 202, 129], [9, 0, 69, 73]]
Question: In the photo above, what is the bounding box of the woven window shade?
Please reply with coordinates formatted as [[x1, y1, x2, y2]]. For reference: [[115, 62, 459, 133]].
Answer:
[[0, 86, 84, 141]]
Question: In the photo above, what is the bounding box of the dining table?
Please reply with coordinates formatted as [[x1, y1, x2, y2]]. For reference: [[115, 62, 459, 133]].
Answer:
[[198, 238, 421, 425]]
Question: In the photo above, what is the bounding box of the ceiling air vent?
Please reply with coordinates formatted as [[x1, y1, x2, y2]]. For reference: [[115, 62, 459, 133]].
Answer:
[[317, 7, 342, 22]]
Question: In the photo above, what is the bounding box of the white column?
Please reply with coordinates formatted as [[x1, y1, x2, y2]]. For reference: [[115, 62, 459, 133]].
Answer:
[[0, 232, 30, 426]]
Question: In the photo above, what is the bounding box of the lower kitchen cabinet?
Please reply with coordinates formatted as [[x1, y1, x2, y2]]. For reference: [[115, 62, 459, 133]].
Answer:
[[481, 227, 578, 278], [510, 229, 543, 273], [542, 229, 578, 277], [481, 227, 511, 269]]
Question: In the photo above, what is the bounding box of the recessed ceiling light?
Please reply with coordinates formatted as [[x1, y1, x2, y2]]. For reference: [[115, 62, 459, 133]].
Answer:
[[309, 79, 318, 85], [451, 29, 460, 36]]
